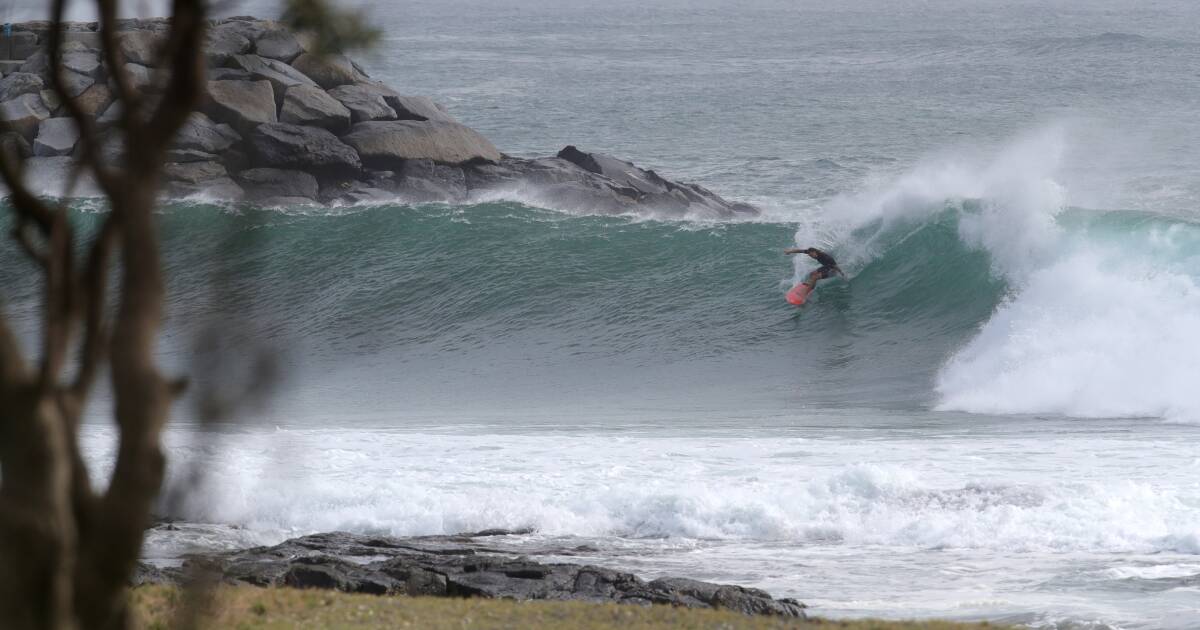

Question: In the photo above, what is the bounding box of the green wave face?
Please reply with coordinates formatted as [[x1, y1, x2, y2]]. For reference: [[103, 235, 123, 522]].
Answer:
[[3, 200, 1197, 419]]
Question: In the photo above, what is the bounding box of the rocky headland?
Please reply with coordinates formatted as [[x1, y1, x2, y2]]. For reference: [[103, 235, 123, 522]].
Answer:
[[136, 528, 806, 618], [0, 16, 756, 217]]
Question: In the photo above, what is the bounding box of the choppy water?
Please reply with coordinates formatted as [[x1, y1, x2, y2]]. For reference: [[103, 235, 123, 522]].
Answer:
[[5, 0, 1200, 627]]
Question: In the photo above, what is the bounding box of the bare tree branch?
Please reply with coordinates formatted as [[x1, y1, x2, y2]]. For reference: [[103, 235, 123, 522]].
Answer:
[[0, 152, 57, 234], [95, 0, 139, 128], [48, 0, 119, 200], [12, 219, 49, 268], [0, 305, 25, 385], [33, 205, 73, 399], [0, 152, 75, 397], [141, 0, 207, 160], [72, 4, 207, 624], [70, 216, 119, 401]]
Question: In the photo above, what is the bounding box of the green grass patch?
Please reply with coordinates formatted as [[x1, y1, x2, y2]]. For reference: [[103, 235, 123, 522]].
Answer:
[[131, 585, 1005, 629]]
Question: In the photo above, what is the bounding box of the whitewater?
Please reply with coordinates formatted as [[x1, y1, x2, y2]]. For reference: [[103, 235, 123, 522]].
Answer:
[[48, 126, 1200, 628], [5, 0, 1200, 627]]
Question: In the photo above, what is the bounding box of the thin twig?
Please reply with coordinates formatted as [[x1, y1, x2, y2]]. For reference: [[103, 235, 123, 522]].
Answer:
[[96, 0, 140, 128], [142, 0, 207, 161], [47, 0, 119, 198], [12, 219, 49, 268], [0, 304, 25, 385], [71, 215, 119, 400], [0, 151, 57, 234], [37, 210, 73, 394]]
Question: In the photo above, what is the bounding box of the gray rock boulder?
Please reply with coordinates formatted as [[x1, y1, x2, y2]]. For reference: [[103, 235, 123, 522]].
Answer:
[[164, 161, 244, 200], [208, 68, 253, 82], [327, 84, 397, 123], [556, 145, 673, 195], [39, 90, 61, 115], [60, 70, 95, 98], [97, 101, 122, 125], [7, 32, 38, 59], [342, 120, 502, 168], [113, 17, 170, 32], [170, 177, 245, 200], [320, 180, 397, 205], [248, 122, 361, 176], [60, 41, 93, 54], [62, 51, 103, 79], [123, 63, 157, 92], [353, 84, 457, 123], [174, 113, 242, 154], [235, 167, 320, 201], [389, 159, 468, 202], [535, 180, 638, 215], [0, 131, 32, 161], [165, 161, 229, 184], [76, 83, 112, 118], [459, 152, 758, 217], [279, 85, 351, 133], [214, 18, 272, 44], [291, 53, 364, 89], [0, 93, 51, 140], [205, 27, 252, 66], [387, 94, 458, 123], [229, 54, 316, 102], [0, 73, 44, 103], [556, 145, 758, 217], [24, 156, 99, 196], [166, 148, 220, 163], [255, 29, 303, 63], [18, 51, 49, 75], [33, 117, 79, 157], [60, 31, 100, 50], [205, 79, 276, 133], [117, 30, 164, 66]]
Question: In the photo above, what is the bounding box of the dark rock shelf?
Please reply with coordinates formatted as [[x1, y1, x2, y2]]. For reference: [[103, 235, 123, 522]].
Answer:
[[136, 530, 805, 618]]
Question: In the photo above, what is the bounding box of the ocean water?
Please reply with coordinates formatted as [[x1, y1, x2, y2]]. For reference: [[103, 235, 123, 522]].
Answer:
[[5, 1, 1200, 628]]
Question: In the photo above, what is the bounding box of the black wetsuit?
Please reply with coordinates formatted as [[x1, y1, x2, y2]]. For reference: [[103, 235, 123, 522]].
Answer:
[[809, 249, 842, 279]]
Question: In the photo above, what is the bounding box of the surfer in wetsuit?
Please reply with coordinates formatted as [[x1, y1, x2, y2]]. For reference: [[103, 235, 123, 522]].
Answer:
[[785, 247, 845, 289]]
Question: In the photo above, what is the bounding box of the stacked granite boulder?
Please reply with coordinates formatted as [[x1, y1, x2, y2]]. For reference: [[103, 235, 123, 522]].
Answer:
[[0, 17, 756, 217]]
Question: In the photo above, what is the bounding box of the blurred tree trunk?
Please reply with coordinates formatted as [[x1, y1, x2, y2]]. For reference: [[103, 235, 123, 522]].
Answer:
[[0, 1, 207, 628]]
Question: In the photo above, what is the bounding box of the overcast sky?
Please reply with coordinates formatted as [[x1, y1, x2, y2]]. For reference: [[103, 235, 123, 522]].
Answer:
[[0, 1, 306, 22]]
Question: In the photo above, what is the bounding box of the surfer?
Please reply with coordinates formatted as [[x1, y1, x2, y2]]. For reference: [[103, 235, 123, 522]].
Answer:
[[783, 247, 844, 306], [785, 247, 844, 288]]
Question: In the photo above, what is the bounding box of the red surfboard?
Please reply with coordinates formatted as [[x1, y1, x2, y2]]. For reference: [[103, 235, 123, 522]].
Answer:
[[786, 282, 813, 306]]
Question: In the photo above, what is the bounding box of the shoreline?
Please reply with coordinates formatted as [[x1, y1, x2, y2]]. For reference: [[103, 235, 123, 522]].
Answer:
[[136, 527, 809, 618]]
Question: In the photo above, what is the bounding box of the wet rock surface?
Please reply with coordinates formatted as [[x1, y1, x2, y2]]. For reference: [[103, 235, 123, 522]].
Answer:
[[6, 17, 756, 217], [138, 530, 805, 618]]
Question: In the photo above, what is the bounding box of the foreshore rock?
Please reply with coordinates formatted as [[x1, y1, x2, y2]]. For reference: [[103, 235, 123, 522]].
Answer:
[[2, 17, 756, 217], [136, 530, 805, 618]]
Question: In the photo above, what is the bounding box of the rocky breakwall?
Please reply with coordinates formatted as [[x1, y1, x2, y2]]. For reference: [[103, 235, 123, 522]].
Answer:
[[136, 530, 806, 618], [0, 17, 756, 218]]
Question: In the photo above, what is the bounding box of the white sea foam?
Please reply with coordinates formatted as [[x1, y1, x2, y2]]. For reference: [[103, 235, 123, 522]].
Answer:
[[79, 426, 1200, 556], [802, 127, 1200, 422]]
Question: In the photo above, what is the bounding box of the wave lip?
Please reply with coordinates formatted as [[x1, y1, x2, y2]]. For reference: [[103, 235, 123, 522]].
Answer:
[[798, 126, 1200, 422]]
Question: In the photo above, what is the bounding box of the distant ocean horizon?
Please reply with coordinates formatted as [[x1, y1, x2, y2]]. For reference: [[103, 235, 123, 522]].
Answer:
[[4, 1, 1199, 627]]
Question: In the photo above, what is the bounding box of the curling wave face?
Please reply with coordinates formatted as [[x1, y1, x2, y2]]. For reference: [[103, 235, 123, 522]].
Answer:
[[5, 134, 1200, 422]]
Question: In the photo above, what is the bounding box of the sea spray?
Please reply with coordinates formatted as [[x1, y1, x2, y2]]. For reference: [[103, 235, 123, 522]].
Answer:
[[79, 426, 1200, 555], [796, 127, 1200, 421]]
